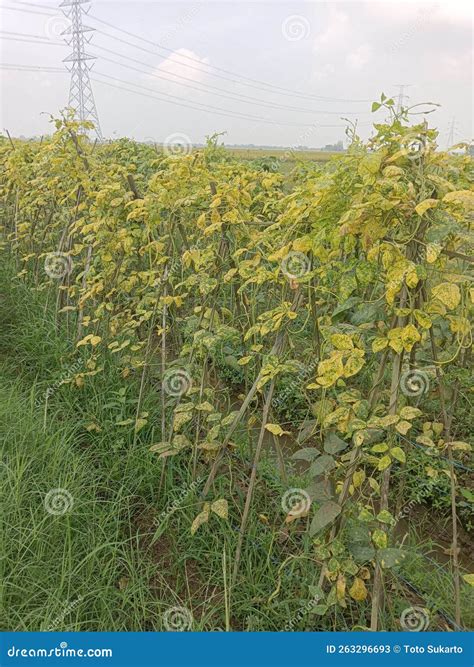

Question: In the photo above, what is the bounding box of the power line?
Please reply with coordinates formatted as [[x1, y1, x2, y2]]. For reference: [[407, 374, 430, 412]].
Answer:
[[0, 63, 65, 71], [1, 35, 65, 45], [2, 4, 56, 17], [92, 46, 363, 117], [91, 71, 325, 127], [0, 31, 368, 122], [91, 20, 369, 104], [1, 31, 366, 116], [1, 62, 348, 128], [6, 1, 369, 104]]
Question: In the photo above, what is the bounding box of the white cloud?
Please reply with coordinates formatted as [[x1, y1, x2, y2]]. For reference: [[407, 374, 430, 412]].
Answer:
[[147, 49, 210, 86], [313, 63, 337, 82], [346, 44, 373, 69], [314, 9, 350, 52], [365, 0, 472, 27]]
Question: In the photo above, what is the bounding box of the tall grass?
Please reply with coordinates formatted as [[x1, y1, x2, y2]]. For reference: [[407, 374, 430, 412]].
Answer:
[[0, 258, 471, 631]]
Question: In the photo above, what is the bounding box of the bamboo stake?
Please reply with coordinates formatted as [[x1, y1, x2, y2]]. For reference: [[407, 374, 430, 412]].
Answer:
[[232, 379, 276, 585]]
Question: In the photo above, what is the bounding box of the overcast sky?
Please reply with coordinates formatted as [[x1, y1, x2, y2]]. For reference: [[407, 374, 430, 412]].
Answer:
[[0, 0, 472, 147]]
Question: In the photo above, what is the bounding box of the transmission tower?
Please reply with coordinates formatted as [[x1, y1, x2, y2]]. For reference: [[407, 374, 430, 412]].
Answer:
[[394, 84, 411, 113], [447, 116, 458, 149], [60, 0, 102, 140]]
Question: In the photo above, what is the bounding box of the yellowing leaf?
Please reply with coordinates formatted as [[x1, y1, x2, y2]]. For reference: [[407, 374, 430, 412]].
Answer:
[[349, 577, 368, 602], [413, 309, 432, 329], [336, 575, 346, 606], [415, 198, 438, 216], [343, 352, 365, 378], [372, 529, 388, 549], [224, 268, 237, 282], [293, 237, 312, 252], [237, 356, 252, 366], [399, 407, 422, 420], [399, 324, 421, 352], [390, 446, 406, 463], [432, 283, 461, 310], [405, 266, 419, 289], [426, 243, 442, 264], [395, 420, 412, 435], [372, 337, 388, 353], [211, 498, 229, 519], [462, 574, 474, 587], [135, 417, 147, 432], [191, 505, 210, 535], [76, 334, 101, 347], [378, 455, 391, 471], [195, 401, 214, 412], [265, 423, 290, 436], [443, 190, 474, 208], [352, 470, 366, 488], [331, 333, 354, 351]]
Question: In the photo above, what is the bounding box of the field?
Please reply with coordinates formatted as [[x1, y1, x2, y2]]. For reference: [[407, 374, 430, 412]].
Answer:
[[225, 148, 340, 162], [0, 103, 473, 633]]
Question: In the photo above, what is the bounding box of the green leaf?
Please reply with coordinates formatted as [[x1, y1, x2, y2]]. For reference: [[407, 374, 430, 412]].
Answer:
[[324, 432, 349, 455], [378, 547, 406, 568], [309, 604, 328, 615], [309, 501, 341, 536], [291, 447, 320, 462], [310, 454, 336, 477], [305, 480, 333, 503], [376, 510, 395, 525]]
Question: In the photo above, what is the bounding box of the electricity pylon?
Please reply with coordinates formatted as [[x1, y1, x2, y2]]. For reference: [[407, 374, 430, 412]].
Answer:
[[394, 84, 411, 114], [447, 116, 458, 150], [60, 0, 102, 140]]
